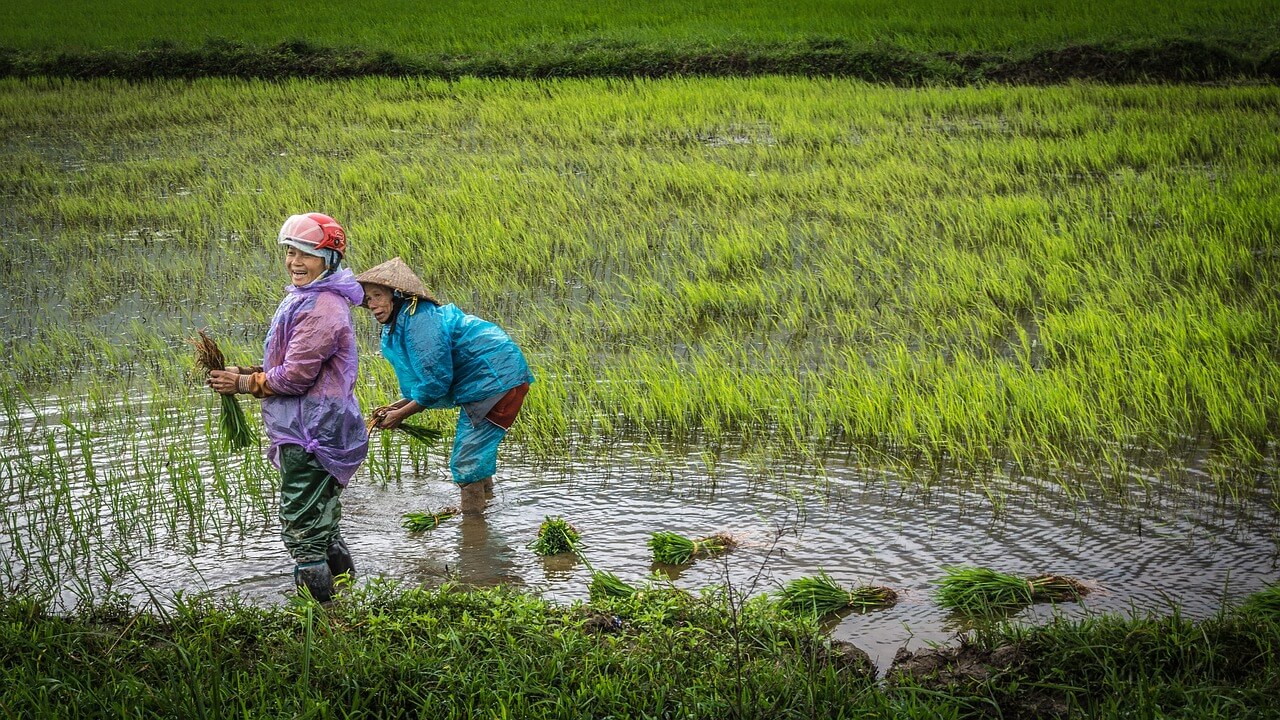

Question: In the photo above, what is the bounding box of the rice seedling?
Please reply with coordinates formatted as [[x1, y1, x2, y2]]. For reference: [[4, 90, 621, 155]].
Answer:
[[401, 507, 458, 532], [588, 570, 638, 602], [648, 531, 737, 565], [529, 515, 581, 556], [366, 414, 444, 446], [777, 572, 899, 616], [188, 330, 256, 450], [936, 566, 1089, 614]]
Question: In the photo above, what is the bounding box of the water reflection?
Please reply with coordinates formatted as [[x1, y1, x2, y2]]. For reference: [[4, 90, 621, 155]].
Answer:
[[454, 516, 524, 588]]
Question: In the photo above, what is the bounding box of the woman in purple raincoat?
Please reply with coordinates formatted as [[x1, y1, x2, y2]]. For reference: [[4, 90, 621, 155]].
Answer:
[[208, 212, 368, 602]]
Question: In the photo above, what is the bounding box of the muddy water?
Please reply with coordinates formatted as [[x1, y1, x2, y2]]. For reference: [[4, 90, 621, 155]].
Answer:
[[2, 403, 1278, 676]]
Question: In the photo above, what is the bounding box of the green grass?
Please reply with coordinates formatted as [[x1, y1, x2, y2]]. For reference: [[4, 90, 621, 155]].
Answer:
[[1, 581, 1276, 718], [2, 0, 1275, 55]]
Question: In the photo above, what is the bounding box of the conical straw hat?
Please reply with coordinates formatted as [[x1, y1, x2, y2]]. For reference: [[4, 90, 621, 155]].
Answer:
[[356, 257, 433, 300]]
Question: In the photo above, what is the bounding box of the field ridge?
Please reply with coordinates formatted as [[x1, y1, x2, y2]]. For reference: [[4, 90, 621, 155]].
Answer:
[[2, 37, 1278, 83]]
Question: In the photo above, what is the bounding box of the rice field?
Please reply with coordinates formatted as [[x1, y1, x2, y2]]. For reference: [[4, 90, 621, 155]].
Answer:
[[2, 0, 1273, 55], [0, 77, 1278, 653], [1, 77, 1276, 482]]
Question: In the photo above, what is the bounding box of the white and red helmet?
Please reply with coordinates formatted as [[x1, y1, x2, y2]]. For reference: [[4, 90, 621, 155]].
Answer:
[[278, 213, 347, 258]]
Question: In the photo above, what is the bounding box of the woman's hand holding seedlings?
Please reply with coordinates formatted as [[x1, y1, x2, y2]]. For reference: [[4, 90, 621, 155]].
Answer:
[[207, 369, 241, 395], [374, 400, 419, 429]]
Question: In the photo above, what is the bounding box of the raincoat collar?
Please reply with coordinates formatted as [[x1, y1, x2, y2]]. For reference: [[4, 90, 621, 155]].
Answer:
[[285, 268, 364, 306]]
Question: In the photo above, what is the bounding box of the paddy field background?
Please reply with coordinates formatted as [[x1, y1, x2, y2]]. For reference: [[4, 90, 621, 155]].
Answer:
[[1, 3, 1278, 716]]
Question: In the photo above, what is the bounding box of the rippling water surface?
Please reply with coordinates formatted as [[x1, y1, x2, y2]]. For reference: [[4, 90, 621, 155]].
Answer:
[[2, 400, 1277, 674]]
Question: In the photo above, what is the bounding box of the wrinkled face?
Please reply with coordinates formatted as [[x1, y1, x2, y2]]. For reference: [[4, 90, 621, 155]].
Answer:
[[285, 246, 326, 287], [362, 284, 395, 324]]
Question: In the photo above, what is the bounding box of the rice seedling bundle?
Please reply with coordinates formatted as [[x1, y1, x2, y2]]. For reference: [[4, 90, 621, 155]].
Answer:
[[401, 507, 458, 532], [1025, 574, 1090, 603], [530, 515, 581, 556], [778, 572, 899, 616], [190, 330, 256, 450], [936, 566, 1088, 614], [365, 415, 444, 446], [648, 531, 737, 565], [589, 570, 637, 601]]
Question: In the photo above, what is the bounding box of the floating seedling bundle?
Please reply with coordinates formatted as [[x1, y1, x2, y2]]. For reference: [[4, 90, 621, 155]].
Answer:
[[648, 531, 737, 565], [778, 572, 899, 616], [190, 329, 257, 450], [401, 507, 458, 532], [936, 566, 1089, 614], [530, 516, 581, 556]]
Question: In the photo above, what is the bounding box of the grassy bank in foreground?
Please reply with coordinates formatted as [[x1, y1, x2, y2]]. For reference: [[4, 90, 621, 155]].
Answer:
[[1, 582, 1277, 718], [2, 78, 1277, 482]]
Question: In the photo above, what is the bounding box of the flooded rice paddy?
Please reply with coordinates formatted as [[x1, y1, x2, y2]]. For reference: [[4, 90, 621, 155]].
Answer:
[[2, 395, 1275, 675]]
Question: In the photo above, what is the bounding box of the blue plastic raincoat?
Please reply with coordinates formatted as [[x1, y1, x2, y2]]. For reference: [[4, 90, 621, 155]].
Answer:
[[381, 302, 534, 416]]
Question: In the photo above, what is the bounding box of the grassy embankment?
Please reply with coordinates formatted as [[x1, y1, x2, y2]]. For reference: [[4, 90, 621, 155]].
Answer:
[[0, 0, 1277, 81], [0, 582, 1277, 718]]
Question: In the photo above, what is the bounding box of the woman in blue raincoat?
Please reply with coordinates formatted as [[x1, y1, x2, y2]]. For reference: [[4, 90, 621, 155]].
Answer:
[[208, 212, 368, 602], [357, 257, 533, 515]]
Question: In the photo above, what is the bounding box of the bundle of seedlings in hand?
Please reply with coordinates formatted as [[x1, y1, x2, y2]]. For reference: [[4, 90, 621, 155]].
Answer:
[[778, 572, 899, 616], [190, 329, 256, 450], [648, 531, 737, 565], [530, 516, 581, 556], [936, 566, 1088, 614], [401, 507, 458, 532], [589, 570, 638, 602], [366, 415, 444, 445]]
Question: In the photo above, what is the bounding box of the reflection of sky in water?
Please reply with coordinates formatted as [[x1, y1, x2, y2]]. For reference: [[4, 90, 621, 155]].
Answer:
[[2, 399, 1277, 677]]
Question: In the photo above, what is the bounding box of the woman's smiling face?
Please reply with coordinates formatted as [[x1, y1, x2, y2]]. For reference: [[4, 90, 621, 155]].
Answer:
[[284, 246, 326, 287]]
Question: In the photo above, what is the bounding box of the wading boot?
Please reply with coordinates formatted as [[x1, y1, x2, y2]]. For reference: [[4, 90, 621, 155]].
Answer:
[[460, 481, 487, 516], [327, 537, 356, 581], [294, 560, 335, 603], [482, 476, 495, 499]]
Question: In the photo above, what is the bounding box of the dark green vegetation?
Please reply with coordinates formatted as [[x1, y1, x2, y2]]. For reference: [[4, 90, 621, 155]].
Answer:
[[0, 0, 1277, 81], [1, 582, 1276, 719]]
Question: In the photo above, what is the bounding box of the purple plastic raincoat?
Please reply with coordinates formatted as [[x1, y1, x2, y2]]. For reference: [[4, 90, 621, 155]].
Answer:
[[260, 269, 368, 486]]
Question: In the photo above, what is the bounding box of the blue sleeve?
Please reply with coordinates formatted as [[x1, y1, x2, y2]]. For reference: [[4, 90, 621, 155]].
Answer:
[[403, 310, 455, 408]]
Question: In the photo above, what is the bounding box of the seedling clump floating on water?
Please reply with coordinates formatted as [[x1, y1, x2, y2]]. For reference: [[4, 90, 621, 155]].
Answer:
[[401, 507, 458, 532], [777, 572, 899, 616], [648, 531, 737, 565], [530, 516, 581, 556], [190, 329, 257, 450], [936, 566, 1089, 614]]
